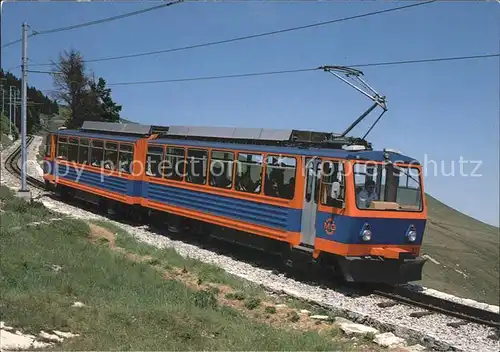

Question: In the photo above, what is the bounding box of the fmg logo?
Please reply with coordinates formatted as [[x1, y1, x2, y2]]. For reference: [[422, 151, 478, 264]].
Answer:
[[323, 216, 336, 236]]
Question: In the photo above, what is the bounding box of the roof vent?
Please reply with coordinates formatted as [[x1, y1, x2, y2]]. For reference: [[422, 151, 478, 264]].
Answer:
[[342, 145, 366, 151], [383, 148, 402, 154]]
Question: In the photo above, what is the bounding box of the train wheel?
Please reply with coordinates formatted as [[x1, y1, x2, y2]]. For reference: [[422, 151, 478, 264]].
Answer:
[[127, 205, 144, 224]]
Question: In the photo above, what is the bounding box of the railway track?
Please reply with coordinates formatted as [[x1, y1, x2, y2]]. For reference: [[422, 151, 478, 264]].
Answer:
[[372, 285, 500, 329], [3, 137, 500, 332], [4, 135, 46, 189]]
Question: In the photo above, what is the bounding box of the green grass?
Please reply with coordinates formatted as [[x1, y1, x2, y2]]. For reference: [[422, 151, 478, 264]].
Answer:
[[94, 220, 264, 297], [0, 187, 358, 351], [420, 194, 499, 305]]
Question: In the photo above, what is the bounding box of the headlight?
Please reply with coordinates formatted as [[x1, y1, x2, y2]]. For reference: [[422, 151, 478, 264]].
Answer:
[[361, 229, 372, 241], [360, 223, 372, 242], [407, 230, 417, 242], [406, 225, 417, 242]]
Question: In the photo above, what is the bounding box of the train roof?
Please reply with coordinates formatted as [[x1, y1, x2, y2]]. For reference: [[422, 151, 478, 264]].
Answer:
[[73, 121, 372, 149], [55, 122, 420, 164], [57, 129, 141, 143]]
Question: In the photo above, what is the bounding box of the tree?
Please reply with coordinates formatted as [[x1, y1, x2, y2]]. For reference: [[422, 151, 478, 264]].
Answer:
[[51, 49, 121, 128], [89, 77, 122, 123], [52, 49, 90, 128], [1, 69, 55, 135]]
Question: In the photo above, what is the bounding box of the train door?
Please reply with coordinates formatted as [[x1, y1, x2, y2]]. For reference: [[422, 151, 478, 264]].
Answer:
[[300, 157, 321, 247]]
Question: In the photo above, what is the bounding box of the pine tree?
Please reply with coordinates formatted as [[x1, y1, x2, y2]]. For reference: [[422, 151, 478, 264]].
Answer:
[[51, 50, 89, 128], [89, 77, 122, 123], [51, 50, 121, 128]]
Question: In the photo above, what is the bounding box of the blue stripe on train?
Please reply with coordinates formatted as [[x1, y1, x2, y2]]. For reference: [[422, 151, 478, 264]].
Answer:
[[315, 211, 426, 245], [51, 164, 301, 232], [143, 182, 302, 232], [55, 164, 132, 195]]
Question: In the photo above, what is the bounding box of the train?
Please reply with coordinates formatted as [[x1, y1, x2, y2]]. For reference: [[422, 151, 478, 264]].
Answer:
[[42, 121, 427, 284]]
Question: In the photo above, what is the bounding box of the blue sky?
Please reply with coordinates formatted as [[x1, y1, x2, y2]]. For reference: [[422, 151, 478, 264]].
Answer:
[[2, 1, 499, 226]]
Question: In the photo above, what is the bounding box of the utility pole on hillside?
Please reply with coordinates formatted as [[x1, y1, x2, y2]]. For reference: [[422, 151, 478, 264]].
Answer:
[[12, 89, 16, 135], [9, 86, 13, 137], [0, 78, 5, 120], [18, 22, 31, 200], [1, 86, 4, 121]]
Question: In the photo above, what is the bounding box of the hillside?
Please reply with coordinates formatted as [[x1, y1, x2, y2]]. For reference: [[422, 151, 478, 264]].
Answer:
[[420, 194, 499, 305]]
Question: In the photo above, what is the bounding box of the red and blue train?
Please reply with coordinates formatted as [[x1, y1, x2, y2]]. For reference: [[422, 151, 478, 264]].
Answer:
[[43, 121, 427, 284]]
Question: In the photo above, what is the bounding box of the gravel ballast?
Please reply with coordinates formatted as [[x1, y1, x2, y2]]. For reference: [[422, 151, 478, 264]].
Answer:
[[1, 136, 498, 352]]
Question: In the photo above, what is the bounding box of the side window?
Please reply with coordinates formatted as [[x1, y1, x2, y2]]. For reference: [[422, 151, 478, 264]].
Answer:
[[164, 147, 185, 181], [90, 140, 104, 167], [146, 145, 164, 177], [118, 143, 134, 174], [209, 150, 234, 189], [45, 134, 52, 157], [186, 149, 208, 185], [78, 138, 89, 165], [235, 153, 263, 194], [304, 159, 317, 202], [57, 136, 68, 159], [67, 137, 79, 162], [104, 141, 118, 170], [321, 160, 345, 207], [264, 155, 296, 200]]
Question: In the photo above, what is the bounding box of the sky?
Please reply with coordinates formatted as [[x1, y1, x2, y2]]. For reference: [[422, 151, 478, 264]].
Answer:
[[2, 0, 499, 227]]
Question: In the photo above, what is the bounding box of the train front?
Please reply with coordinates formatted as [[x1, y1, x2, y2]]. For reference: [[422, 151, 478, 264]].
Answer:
[[335, 151, 427, 284]]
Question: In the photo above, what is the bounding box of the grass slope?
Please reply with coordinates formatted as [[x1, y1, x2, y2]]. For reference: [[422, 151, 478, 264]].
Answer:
[[0, 187, 368, 351], [420, 194, 499, 305]]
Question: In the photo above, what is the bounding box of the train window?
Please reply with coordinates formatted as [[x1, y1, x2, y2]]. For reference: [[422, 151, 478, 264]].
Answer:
[[44, 135, 52, 157], [235, 153, 263, 194], [118, 143, 134, 174], [67, 137, 79, 163], [209, 150, 234, 189], [264, 155, 296, 200], [164, 147, 185, 181], [57, 136, 68, 159], [104, 141, 118, 170], [90, 140, 104, 167], [320, 160, 345, 207], [78, 138, 89, 165], [304, 159, 314, 202], [395, 166, 422, 210], [146, 145, 164, 177], [186, 149, 208, 185]]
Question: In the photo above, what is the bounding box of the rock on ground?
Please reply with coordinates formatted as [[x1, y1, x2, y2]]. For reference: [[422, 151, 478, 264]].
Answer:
[[0, 330, 34, 350], [335, 317, 379, 336], [374, 332, 406, 348], [39, 331, 64, 343]]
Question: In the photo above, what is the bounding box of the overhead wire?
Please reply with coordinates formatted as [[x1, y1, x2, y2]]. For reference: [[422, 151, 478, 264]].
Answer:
[[105, 53, 500, 86], [1, 0, 184, 49], [28, 0, 436, 66]]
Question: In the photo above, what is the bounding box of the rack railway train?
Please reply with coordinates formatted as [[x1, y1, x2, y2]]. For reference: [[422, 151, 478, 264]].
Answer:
[[42, 121, 427, 284]]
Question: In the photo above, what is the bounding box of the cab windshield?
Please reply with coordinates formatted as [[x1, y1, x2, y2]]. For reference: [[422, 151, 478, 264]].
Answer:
[[353, 162, 422, 211]]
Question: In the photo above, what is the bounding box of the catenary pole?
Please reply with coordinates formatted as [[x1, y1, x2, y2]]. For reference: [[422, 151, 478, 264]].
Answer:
[[12, 88, 16, 136], [19, 22, 29, 195], [8, 86, 12, 136]]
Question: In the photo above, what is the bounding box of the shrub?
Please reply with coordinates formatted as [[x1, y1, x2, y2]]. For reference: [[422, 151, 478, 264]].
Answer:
[[225, 291, 246, 301], [244, 297, 261, 310], [193, 289, 218, 309], [288, 311, 300, 322], [264, 306, 277, 314]]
